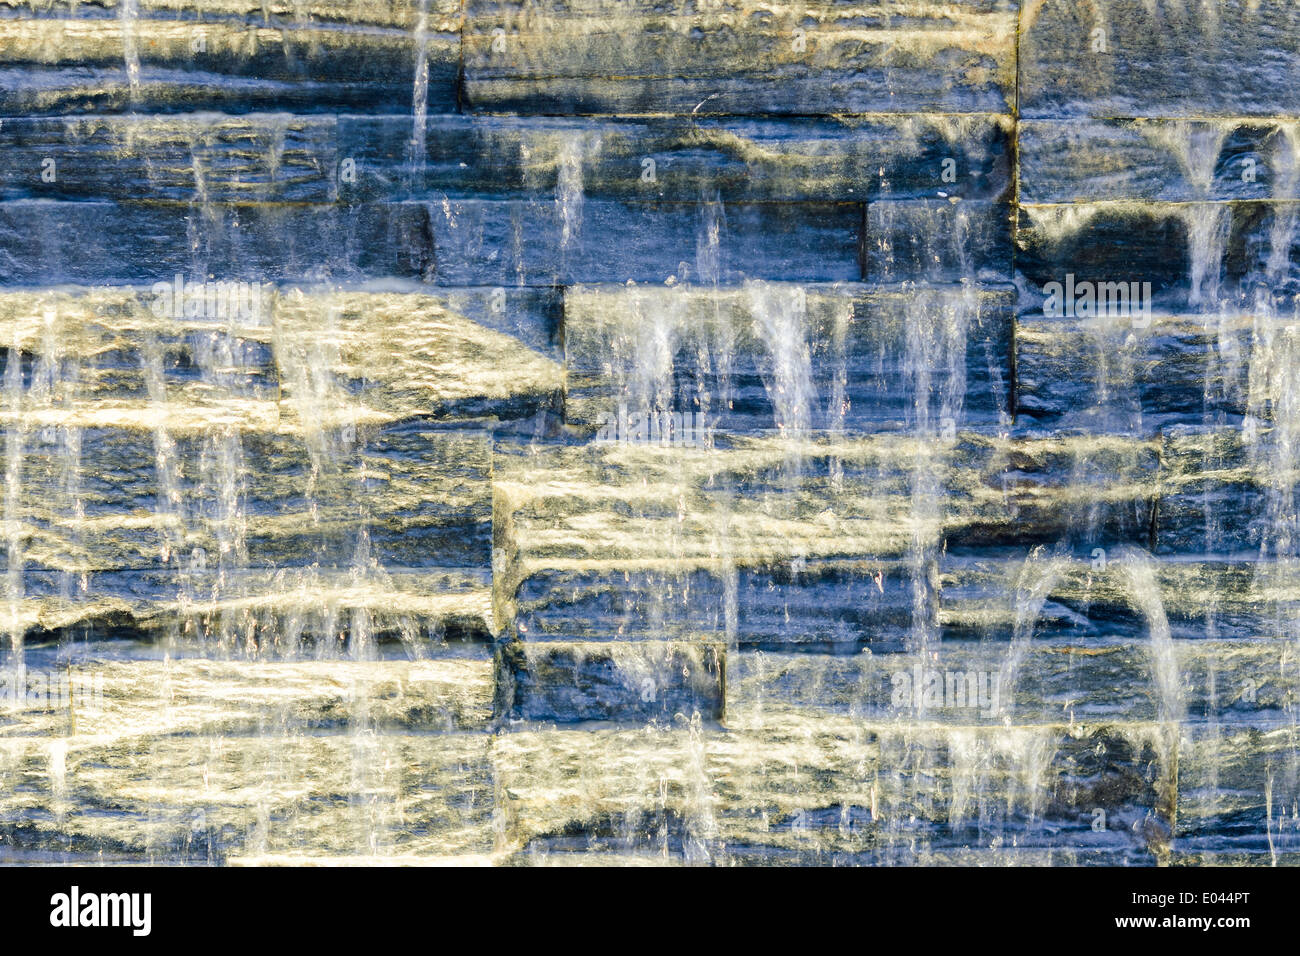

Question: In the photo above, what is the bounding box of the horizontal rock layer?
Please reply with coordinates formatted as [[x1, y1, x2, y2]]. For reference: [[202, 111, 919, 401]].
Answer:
[[1020, 0, 1300, 118], [20, 640, 1296, 863], [460, 0, 1019, 115], [0, 113, 1014, 203], [3, 0, 1299, 866], [564, 282, 1014, 433]]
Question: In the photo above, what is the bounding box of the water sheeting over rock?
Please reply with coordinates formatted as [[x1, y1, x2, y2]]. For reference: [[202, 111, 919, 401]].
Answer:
[[1, 0, 1298, 867]]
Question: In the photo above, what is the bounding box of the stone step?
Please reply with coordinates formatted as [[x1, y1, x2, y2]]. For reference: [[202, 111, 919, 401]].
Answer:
[[564, 282, 1014, 436], [492, 434, 1161, 650], [0, 198, 868, 286], [728, 642, 1295, 725], [0, 285, 562, 639], [868, 199, 1012, 283], [494, 639, 725, 723], [0, 113, 341, 204], [1, 1, 433, 34], [1020, 0, 1300, 119], [5, 642, 496, 736], [4, 569, 494, 647], [6, 641, 1292, 863], [491, 708, 1299, 862], [1019, 118, 1300, 204], [1153, 421, 1300, 611], [0, 285, 563, 410], [271, 287, 563, 418], [0, 197, 1014, 287], [0, 113, 1013, 204], [1155, 424, 1265, 557], [462, 0, 1019, 116], [492, 438, 934, 649], [941, 551, 1294, 643], [506, 563, 921, 652], [0, 200, 439, 285], [943, 432, 1160, 550], [0, 1, 459, 115], [1175, 723, 1300, 858], [348, 113, 1014, 204], [491, 713, 1179, 863], [1015, 200, 1300, 311], [0, 422, 494, 580], [427, 199, 868, 286], [1015, 311, 1260, 434], [0, 644, 497, 861]]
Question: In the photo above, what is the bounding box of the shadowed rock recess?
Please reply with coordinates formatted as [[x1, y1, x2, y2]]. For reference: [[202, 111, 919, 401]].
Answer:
[[0, 0, 1296, 867]]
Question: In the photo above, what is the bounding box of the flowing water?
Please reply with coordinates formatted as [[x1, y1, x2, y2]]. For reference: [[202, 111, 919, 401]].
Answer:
[[120, 0, 142, 107], [2, 0, 1299, 868], [408, 0, 431, 195], [746, 281, 814, 445]]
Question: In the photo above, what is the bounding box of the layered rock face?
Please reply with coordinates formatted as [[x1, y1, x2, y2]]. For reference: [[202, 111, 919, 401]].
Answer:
[[0, 0, 1297, 865]]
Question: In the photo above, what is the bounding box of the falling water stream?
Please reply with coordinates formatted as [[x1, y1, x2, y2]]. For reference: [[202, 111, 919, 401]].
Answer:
[[120, 0, 142, 107], [5, 0, 1300, 868], [408, 0, 431, 194], [3, 324, 27, 679]]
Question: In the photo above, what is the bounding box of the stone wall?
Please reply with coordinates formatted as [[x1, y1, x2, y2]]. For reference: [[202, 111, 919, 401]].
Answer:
[[1, 0, 1297, 864]]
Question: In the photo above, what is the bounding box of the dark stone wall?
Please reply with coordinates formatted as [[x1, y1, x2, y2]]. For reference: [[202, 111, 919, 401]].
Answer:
[[1, 0, 1297, 864]]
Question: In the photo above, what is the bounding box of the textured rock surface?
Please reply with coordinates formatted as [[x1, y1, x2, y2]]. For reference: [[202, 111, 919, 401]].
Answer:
[[1020, 0, 1300, 118], [564, 283, 1015, 432], [1, 0, 1298, 867], [462, 0, 1020, 116]]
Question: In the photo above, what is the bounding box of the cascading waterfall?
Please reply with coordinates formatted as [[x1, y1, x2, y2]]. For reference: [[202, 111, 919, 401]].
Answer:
[[32, 307, 87, 608], [57, 411, 86, 606], [621, 283, 686, 428], [695, 195, 725, 288], [141, 330, 194, 635], [944, 725, 1058, 845], [874, 277, 982, 852], [1144, 119, 1232, 199], [682, 712, 719, 863], [827, 299, 852, 491], [1155, 121, 1235, 310], [1117, 547, 1186, 726], [556, 132, 601, 256], [746, 280, 814, 445], [1246, 123, 1300, 641], [3, 323, 27, 679], [700, 199, 741, 656], [2, 304, 87, 692], [905, 285, 974, 435], [996, 547, 1071, 720], [408, 0, 431, 195], [264, 114, 289, 190], [1116, 546, 1184, 853], [271, 295, 364, 651], [9, 0, 1300, 870], [1185, 203, 1232, 309], [1142, 122, 1240, 640], [1247, 292, 1300, 637], [192, 320, 255, 653], [120, 0, 142, 107], [695, 194, 736, 435], [1266, 122, 1300, 284], [904, 284, 975, 660], [274, 294, 343, 510], [270, 292, 431, 661]]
